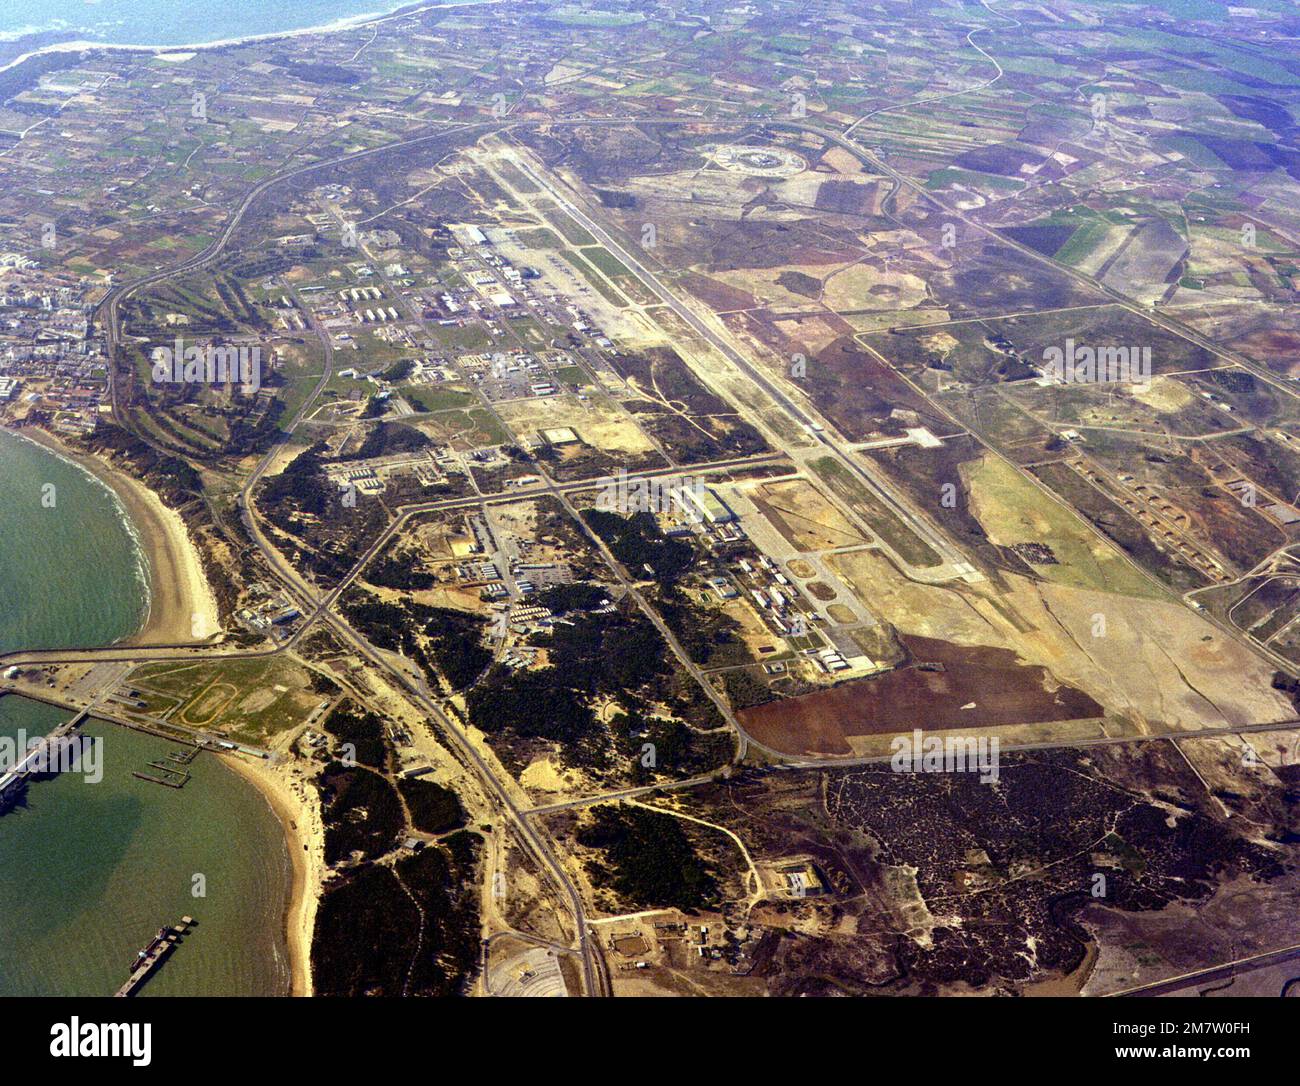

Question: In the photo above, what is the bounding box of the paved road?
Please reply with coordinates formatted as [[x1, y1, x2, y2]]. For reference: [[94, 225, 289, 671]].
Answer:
[[72, 99, 1300, 998], [1106, 941, 1300, 998], [0, 451, 784, 668], [523, 716, 1300, 816], [507, 152, 974, 583]]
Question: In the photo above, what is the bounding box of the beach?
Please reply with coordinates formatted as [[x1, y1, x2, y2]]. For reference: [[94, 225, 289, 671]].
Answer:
[[18, 425, 324, 991], [0, 0, 489, 1000], [0, 1, 494, 78], [220, 752, 325, 997], [20, 427, 220, 645]]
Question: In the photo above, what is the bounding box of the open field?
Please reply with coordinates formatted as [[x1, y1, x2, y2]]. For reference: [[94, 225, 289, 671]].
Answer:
[[130, 658, 328, 746]]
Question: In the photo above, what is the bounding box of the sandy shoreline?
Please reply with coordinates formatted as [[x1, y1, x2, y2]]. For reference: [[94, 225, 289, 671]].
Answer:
[[0, 1, 494, 78], [18, 427, 220, 645], [14, 425, 321, 993], [220, 753, 324, 997]]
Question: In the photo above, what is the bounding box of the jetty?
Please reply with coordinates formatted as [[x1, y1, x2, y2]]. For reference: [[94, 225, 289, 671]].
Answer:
[[132, 740, 202, 789], [115, 917, 196, 997], [0, 707, 90, 808], [132, 764, 190, 788]]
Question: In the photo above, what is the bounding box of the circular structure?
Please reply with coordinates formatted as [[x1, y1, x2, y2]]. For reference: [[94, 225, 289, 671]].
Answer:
[[708, 144, 807, 178]]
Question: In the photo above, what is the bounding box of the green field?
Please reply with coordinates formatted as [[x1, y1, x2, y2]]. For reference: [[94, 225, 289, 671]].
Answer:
[[963, 454, 1160, 598], [402, 384, 476, 413]]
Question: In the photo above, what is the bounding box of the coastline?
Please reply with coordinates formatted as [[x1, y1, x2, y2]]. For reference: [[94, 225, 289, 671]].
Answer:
[[219, 752, 325, 998], [0, 0, 503, 1002], [14, 425, 321, 995], [18, 426, 220, 645], [0, 1, 495, 78]]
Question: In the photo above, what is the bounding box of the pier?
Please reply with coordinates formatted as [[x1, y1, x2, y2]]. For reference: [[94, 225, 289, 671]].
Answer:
[[0, 707, 90, 808], [132, 765, 189, 788], [1, 684, 273, 759], [132, 742, 201, 789], [115, 917, 196, 997]]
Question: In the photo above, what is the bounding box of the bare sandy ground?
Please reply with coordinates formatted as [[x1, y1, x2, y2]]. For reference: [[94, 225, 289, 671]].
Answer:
[[221, 753, 325, 997], [828, 547, 1295, 732], [23, 428, 220, 644], [24, 429, 326, 991]]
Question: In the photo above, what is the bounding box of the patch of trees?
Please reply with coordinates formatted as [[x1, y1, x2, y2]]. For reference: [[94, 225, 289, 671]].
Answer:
[[256, 443, 388, 584], [466, 669, 600, 755], [777, 270, 821, 298], [270, 55, 362, 85], [466, 598, 728, 771], [544, 605, 672, 693], [471, 593, 730, 769], [1273, 671, 1300, 714], [654, 583, 750, 666], [352, 420, 431, 460], [311, 834, 481, 996], [0, 49, 82, 106], [722, 669, 777, 711], [311, 864, 417, 995], [417, 604, 493, 689], [223, 398, 285, 457], [338, 593, 406, 652], [537, 581, 609, 614], [340, 591, 492, 692], [259, 441, 334, 516], [382, 359, 415, 382], [318, 761, 406, 865], [323, 701, 389, 770], [585, 509, 695, 583], [364, 550, 436, 591], [308, 670, 341, 697], [1210, 370, 1254, 394], [613, 710, 734, 784], [398, 778, 466, 835], [577, 805, 718, 909], [594, 188, 638, 209]]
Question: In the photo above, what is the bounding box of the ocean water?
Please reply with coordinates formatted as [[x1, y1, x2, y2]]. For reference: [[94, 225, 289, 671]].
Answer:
[[0, 429, 291, 996], [3, 0, 420, 49], [0, 700, 291, 997], [0, 429, 146, 654]]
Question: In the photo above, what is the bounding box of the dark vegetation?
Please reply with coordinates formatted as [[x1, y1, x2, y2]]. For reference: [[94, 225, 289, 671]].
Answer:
[[398, 778, 467, 835], [340, 589, 492, 691], [655, 583, 751, 667], [270, 54, 362, 86], [813, 748, 1288, 994], [467, 599, 728, 774], [310, 677, 480, 996], [777, 270, 822, 298], [585, 509, 695, 583], [257, 442, 389, 583], [311, 832, 481, 996], [364, 549, 437, 591], [723, 668, 778, 711], [537, 581, 609, 613], [353, 421, 430, 460], [323, 700, 388, 770], [382, 359, 415, 381], [577, 805, 718, 909], [318, 762, 406, 865]]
